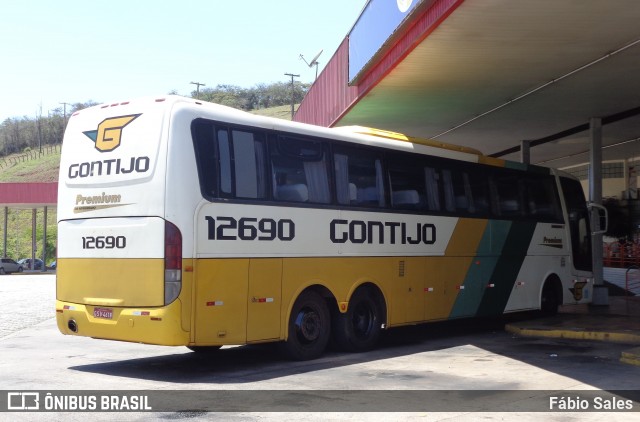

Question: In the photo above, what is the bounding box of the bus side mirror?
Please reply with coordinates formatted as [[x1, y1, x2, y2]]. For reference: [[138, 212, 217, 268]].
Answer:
[[588, 202, 608, 235]]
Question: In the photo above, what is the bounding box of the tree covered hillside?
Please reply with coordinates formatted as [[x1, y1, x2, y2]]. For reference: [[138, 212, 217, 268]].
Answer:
[[1, 82, 308, 158]]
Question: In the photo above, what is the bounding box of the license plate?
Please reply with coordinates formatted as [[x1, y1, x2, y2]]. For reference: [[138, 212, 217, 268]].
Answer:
[[93, 307, 113, 319]]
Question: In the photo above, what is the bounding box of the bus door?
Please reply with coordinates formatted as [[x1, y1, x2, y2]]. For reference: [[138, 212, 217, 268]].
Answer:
[[560, 178, 594, 301], [560, 179, 592, 271]]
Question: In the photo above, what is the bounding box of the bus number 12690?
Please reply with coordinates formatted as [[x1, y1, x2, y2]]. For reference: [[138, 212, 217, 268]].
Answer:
[[205, 216, 295, 241], [82, 236, 127, 249]]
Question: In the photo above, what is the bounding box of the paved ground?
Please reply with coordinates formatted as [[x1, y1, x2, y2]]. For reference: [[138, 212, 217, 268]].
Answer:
[[1, 274, 639, 421], [0, 274, 54, 338], [507, 296, 640, 365]]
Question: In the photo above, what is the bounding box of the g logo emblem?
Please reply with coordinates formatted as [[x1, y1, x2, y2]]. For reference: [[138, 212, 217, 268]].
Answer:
[[83, 114, 141, 152]]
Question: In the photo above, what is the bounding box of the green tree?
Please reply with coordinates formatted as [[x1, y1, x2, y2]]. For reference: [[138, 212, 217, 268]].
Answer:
[[192, 81, 310, 111], [0, 100, 98, 157]]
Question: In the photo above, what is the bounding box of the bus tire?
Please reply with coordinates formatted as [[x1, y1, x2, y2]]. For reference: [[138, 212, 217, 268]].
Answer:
[[332, 288, 383, 352], [282, 290, 330, 361], [541, 278, 560, 316], [187, 345, 222, 353]]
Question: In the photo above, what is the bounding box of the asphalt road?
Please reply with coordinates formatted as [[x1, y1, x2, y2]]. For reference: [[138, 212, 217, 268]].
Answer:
[[1, 274, 639, 421]]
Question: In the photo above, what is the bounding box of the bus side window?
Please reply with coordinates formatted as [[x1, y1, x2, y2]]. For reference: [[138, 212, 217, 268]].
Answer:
[[424, 166, 443, 212], [442, 169, 474, 213], [231, 130, 266, 199], [215, 129, 266, 200], [217, 129, 232, 195], [334, 148, 385, 207], [271, 136, 330, 204], [492, 173, 523, 217], [525, 176, 561, 221], [388, 156, 426, 210], [468, 170, 490, 215], [191, 119, 217, 196]]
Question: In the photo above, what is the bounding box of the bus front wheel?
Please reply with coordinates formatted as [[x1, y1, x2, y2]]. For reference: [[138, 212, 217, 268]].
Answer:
[[282, 290, 330, 360], [541, 278, 560, 316], [332, 288, 383, 352]]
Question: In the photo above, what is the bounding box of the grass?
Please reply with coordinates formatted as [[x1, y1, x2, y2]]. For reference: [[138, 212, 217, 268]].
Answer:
[[1, 208, 57, 263], [0, 148, 59, 260], [0, 149, 61, 183], [251, 104, 298, 120]]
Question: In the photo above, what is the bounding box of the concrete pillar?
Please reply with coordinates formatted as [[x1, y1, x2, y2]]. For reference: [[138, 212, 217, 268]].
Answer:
[[520, 140, 531, 165], [589, 117, 608, 305]]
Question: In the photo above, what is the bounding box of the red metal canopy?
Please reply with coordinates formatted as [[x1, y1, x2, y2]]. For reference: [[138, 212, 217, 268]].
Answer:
[[0, 182, 58, 207]]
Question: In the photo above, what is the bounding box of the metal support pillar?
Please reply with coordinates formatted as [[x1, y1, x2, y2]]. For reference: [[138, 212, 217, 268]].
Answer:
[[31, 209, 36, 271], [589, 117, 608, 305], [42, 206, 47, 272], [520, 140, 530, 165], [2, 207, 7, 258]]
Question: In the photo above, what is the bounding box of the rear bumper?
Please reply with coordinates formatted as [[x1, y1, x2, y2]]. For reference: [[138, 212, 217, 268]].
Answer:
[[55, 299, 189, 346]]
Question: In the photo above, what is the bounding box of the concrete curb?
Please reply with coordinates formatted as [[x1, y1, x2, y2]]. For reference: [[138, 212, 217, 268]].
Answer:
[[505, 323, 640, 344], [10, 271, 56, 275], [505, 323, 640, 367], [620, 347, 640, 367]]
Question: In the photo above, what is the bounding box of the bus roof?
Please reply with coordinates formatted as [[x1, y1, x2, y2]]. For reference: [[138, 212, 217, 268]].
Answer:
[[73, 96, 554, 172], [334, 126, 484, 156]]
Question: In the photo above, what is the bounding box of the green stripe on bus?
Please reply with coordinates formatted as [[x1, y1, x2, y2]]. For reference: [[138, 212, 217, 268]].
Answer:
[[448, 221, 505, 318], [476, 221, 537, 317]]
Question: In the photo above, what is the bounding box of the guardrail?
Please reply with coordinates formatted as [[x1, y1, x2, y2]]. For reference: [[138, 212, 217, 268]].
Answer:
[[0, 145, 60, 169], [603, 241, 640, 268]]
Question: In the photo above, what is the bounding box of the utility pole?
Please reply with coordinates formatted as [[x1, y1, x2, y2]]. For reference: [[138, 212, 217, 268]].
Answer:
[[284, 73, 299, 120], [36, 104, 42, 153], [190, 81, 206, 99], [60, 102, 70, 125], [60, 102, 70, 144]]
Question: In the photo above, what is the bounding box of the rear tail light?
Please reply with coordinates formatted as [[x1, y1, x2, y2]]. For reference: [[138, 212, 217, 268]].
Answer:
[[164, 220, 182, 305]]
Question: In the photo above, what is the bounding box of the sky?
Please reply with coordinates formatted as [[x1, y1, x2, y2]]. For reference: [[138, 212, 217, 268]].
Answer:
[[0, 0, 367, 122]]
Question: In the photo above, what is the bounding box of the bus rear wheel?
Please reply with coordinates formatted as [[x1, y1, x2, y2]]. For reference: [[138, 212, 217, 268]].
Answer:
[[282, 290, 330, 361], [333, 288, 383, 352]]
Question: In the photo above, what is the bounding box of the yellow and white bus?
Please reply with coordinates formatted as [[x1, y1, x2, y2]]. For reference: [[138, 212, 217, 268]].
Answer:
[[56, 96, 601, 360]]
